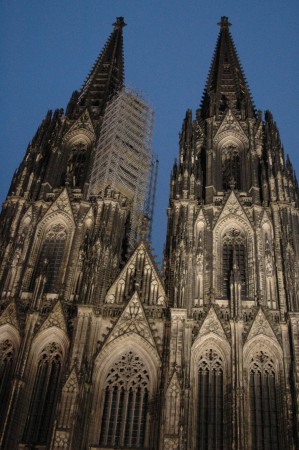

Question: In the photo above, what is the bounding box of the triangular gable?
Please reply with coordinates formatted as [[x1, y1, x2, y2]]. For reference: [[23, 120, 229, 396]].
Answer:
[[260, 209, 273, 229], [83, 206, 94, 228], [44, 188, 75, 223], [63, 110, 95, 143], [215, 190, 252, 228], [39, 301, 68, 334], [105, 242, 166, 306], [104, 292, 157, 349], [214, 109, 248, 146], [246, 308, 278, 343], [0, 301, 19, 329], [167, 369, 181, 391], [62, 367, 79, 393], [195, 306, 228, 342], [195, 208, 209, 230], [21, 205, 33, 227]]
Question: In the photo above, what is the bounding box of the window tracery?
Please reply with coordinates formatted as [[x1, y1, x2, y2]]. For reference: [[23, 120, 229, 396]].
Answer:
[[222, 228, 246, 298], [197, 349, 224, 450], [222, 145, 241, 190], [24, 342, 63, 445], [99, 351, 149, 448], [0, 339, 15, 420], [67, 142, 88, 188], [30, 224, 67, 293], [249, 350, 282, 450]]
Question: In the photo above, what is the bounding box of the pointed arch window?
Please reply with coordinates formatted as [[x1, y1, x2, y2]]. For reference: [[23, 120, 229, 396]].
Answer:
[[99, 351, 149, 448], [0, 339, 15, 421], [67, 142, 88, 188], [222, 229, 247, 298], [197, 349, 224, 450], [249, 351, 282, 449], [222, 145, 241, 190], [23, 342, 62, 445], [30, 224, 67, 293]]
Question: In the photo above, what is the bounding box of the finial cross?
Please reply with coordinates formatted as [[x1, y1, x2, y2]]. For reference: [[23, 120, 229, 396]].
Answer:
[[218, 16, 232, 29]]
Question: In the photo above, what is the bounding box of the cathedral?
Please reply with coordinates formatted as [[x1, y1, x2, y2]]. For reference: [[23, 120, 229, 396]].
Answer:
[[0, 15, 299, 450]]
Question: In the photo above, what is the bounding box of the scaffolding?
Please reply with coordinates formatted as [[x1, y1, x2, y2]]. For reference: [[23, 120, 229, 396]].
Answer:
[[89, 86, 157, 246]]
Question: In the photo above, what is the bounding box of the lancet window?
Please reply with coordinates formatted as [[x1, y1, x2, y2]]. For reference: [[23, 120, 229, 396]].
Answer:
[[67, 143, 88, 188], [222, 145, 241, 190], [197, 349, 224, 450], [30, 224, 67, 293], [99, 351, 149, 448], [0, 339, 15, 420], [222, 229, 246, 298], [23, 342, 63, 445], [249, 351, 282, 449]]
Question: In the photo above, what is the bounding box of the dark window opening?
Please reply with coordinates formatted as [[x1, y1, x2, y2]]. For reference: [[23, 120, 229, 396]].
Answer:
[[23, 342, 62, 445], [99, 351, 149, 448], [222, 146, 241, 190]]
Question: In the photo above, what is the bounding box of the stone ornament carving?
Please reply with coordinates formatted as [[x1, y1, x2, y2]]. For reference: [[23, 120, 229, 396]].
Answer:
[[0, 339, 14, 364], [196, 307, 227, 340], [214, 109, 249, 146], [165, 371, 181, 435], [105, 293, 157, 348], [246, 309, 277, 342], [63, 109, 95, 144], [63, 369, 78, 393], [198, 348, 223, 374], [250, 350, 275, 375], [225, 197, 243, 216], [0, 302, 19, 328], [39, 301, 68, 334], [105, 351, 149, 390], [164, 438, 179, 450], [53, 430, 69, 449], [39, 342, 63, 364], [105, 242, 166, 307], [44, 189, 74, 220]]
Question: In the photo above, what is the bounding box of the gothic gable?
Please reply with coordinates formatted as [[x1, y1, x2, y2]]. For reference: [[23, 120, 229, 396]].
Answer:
[[104, 292, 158, 351], [63, 109, 96, 144], [39, 301, 68, 334], [63, 367, 79, 393], [194, 208, 209, 234], [214, 190, 253, 232], [214, 109, 249, 146], [105, 242, 166, 306], [41, 188, 75, 228], [194, 306, 229, 344], [260, 209, 273, 230], [245, 308, 279, 344], [0, 301, 19, 330]]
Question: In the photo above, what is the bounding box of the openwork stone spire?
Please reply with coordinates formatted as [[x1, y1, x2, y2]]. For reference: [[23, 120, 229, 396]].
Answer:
[[200, 16, 255, 119], [77, 17, 126, 117]]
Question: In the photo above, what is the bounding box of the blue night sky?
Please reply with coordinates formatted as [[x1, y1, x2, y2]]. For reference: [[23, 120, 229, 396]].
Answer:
[[1, 0, 299, 263]]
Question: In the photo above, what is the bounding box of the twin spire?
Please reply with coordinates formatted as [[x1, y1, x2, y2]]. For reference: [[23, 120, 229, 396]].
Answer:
[[71, 16, 255, 121]]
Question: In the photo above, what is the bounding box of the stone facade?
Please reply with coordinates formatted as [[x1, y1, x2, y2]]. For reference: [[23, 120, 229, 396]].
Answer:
[[0, 16, 298, 450]]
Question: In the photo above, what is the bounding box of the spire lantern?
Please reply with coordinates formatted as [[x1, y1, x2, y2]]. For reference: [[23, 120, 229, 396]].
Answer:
[[113, 16, 127, 30], [218, 16, 232, 29]]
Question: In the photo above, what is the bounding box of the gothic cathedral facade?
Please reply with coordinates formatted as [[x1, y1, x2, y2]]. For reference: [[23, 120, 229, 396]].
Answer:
[[0, 16, 299, 450]]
